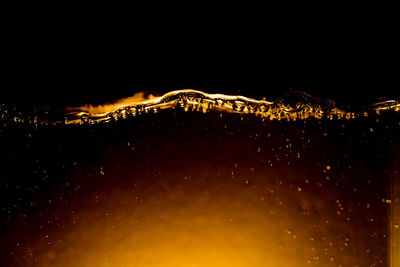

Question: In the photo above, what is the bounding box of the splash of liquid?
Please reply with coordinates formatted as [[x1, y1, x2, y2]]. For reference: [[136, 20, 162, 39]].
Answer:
[[1, 90, 399, 125]]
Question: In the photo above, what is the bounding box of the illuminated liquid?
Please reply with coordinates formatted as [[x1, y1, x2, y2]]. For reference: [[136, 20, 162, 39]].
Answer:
[[0, 90, 399, 266]]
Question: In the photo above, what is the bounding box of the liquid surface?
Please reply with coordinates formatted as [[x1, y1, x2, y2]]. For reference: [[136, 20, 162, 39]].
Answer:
[[1, 89, 399, 125]]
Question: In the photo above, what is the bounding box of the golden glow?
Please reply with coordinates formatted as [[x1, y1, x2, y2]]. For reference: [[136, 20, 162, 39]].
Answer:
[[24, 168, 368, 267], [65, 91, 158, 115]]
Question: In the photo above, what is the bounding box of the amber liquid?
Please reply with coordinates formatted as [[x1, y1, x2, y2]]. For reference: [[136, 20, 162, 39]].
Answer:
[[0, 91, 399, 266]]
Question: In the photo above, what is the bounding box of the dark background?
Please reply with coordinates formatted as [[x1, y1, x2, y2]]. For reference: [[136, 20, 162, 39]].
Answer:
[[2, 48, 398, 109], [2, 59, 398, 108], [1, 13, 398, 109]]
